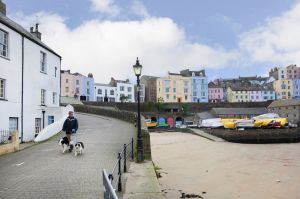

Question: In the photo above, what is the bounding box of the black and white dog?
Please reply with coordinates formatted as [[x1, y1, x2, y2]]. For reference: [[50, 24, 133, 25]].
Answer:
[[58, 136, 70, 153], [74, 142, 84, 156]]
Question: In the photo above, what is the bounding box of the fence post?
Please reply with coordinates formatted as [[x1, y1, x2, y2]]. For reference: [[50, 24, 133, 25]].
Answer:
[[131, 137, 134, 160], [117, 152, 122, 192], [123, 144, 127, 173]]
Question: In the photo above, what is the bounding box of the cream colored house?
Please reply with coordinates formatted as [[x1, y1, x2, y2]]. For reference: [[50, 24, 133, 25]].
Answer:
[[227, 87, 251, 102], [273, 79, 293, 99], [157, 73, 191, 102]]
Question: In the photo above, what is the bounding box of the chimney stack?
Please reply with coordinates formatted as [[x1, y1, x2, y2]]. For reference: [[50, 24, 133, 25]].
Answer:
[[30, 23, 42, 40], [0, 0, 6, 15]]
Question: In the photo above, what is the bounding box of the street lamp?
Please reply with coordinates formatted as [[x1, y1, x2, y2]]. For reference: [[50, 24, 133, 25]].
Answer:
[[133, 57, 143, 162]]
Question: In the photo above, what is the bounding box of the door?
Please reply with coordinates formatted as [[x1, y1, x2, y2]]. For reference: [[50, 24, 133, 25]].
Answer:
[[35, 118, 42, 137], [9, 117, 18, 133]]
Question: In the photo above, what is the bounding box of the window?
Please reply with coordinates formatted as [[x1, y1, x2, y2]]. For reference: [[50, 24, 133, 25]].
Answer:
[[166, 94, 169, 99], [52, 92, 57, 104], [87, 89, 90, 95], [0, 29, 8, 58], [41, 89, 46, 105], [236, 96, 238, 99], [35, 118, 42, 135], [193, 92, 197, 96], [110, 90, 114, 95], [184, 88, 188, 93], [87, 81, 89, 86], [9, 117, 18, 133], [165, 88, 170, 92], [173, 95, 176, 100], [66, 79, 68, 83], [185, 95, 188, 100], [184, 81, 188, 87], [128, 94, 132, 99], [40, 51, 47, 73], [97, 97, 103, 102], [120, 86, 124, 91], [48, 116, 54, 125], [98, 89, 102, 94], [65, 87, 69, 93], [76, 80, 79, 85], [165, 80, 170, 87], [76, 87, 79, 93], [0, 78, 5, 99], [173, 88, 176, 92], [128, 87, 132, 92]]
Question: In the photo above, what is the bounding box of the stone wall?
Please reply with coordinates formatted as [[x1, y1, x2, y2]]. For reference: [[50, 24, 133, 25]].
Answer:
[[84, 101, 272, 113], [203, 128, 300, 143], [0, 131, 19, 156], [73, 105, 152, 160]]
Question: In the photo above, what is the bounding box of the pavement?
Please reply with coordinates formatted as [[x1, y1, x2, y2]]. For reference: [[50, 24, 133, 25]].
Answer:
[[0, 113, 135, 199], [151, 132, 300, 199], [123, 161, 164, 199]]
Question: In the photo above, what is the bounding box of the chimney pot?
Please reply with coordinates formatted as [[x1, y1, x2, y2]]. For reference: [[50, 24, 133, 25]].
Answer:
[[0, 0, 6, 15]]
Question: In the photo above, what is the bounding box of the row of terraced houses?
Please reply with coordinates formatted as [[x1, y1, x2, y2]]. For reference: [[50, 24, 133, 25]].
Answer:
[[60, 65, 300, 104]]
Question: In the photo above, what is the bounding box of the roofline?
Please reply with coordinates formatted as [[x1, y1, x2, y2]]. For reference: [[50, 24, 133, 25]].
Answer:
[[0, 15, 61, 58]]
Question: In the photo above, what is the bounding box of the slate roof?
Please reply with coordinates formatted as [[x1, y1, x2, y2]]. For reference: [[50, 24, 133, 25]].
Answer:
[[268, 99, 300, 108], [0, 13, 61, 58], [211, 107, 268, 115]]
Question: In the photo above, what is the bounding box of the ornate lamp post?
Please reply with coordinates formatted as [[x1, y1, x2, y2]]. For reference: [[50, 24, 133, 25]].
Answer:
[[133, 57, 144, 162]]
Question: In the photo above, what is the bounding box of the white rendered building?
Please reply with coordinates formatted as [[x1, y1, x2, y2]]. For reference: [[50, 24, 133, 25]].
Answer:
[[94, 83, 117, 102], [0, 5, 63, 141]]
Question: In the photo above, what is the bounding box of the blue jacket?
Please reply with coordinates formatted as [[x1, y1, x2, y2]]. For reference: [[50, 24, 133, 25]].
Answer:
[[62, 117, 78, 134]]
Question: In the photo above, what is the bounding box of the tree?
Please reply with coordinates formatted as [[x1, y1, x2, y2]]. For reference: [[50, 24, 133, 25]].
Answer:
[[120, 95, 128, 103]]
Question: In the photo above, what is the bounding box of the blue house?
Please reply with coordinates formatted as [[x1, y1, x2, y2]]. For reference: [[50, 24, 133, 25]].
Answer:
[[292, 79, 300, 99], [180, 69, 208, 102], [82, 73, 95, 101]]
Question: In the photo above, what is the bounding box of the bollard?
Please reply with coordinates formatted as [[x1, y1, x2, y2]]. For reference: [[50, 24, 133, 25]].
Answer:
[[117, 153, 122, 192], [131, 138, 134, 160], [124, 144, 127, 172]]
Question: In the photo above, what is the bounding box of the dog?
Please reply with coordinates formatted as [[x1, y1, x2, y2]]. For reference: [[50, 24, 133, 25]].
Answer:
[[58, 136, 70, 153], [74, 142, 84, 156]]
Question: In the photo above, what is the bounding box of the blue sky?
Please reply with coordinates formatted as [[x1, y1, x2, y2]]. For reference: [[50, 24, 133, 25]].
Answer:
[[4, 0, 300, 82]]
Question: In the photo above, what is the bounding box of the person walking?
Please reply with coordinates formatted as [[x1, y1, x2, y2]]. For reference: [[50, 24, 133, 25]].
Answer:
[[62, 111, 78, 152]]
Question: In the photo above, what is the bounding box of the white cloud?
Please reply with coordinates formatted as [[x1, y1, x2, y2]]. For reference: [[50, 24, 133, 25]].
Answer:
[[11, 12, 237, 83], [130, 0, 150, 18], [90, 0, 120, 16], [239, 2, 300, 66]]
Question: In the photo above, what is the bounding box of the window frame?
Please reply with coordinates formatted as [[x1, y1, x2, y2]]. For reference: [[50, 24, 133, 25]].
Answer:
[[0, 29, 9, 59], [41, 89, 46, 105], [0, 78, 5, 100], [40, 51, 47, 74]]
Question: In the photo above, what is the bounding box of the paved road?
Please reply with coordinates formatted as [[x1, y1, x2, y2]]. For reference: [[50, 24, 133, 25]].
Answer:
[[0, 113, 135, 199]]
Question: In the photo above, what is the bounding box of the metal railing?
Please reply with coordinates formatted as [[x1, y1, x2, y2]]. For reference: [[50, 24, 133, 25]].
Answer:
[[0, 130, 11, 144], [103, 138, 134, 199]]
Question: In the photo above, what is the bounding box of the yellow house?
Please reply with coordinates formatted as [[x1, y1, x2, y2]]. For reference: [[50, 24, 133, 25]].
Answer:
[[227, 87, 251, 102], [273, 79, 293, 99], [157, 73, 191, 102]]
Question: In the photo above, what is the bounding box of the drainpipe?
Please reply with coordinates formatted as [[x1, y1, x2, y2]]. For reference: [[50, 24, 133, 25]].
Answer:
[[21, 36, 24, 142]]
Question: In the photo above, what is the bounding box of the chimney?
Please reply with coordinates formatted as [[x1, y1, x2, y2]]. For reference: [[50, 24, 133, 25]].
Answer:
[[0, 0, 6, 15], [30, 23, 42, 40]]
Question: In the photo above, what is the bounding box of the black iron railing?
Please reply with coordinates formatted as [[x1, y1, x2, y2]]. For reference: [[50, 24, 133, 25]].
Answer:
[[103, 138, 134, 199], [0, 130, 11, 144]]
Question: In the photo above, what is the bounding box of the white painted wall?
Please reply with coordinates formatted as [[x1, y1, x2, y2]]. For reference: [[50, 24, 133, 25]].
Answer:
[[0, 23, 22, 132], [116, 82, 135, 102], [22, 38, 61, 141], [94, 84, 117, 102]]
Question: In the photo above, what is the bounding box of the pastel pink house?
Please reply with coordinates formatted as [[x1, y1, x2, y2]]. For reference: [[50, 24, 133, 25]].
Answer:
[[208, 82, 224, 103]]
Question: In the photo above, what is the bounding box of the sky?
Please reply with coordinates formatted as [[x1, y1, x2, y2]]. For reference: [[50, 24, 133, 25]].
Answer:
[[4, 0, 300, 83]]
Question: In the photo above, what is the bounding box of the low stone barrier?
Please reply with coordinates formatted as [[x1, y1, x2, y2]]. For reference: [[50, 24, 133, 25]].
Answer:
[[0, 131, 19, 156], [203, 128, 300, 143]]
